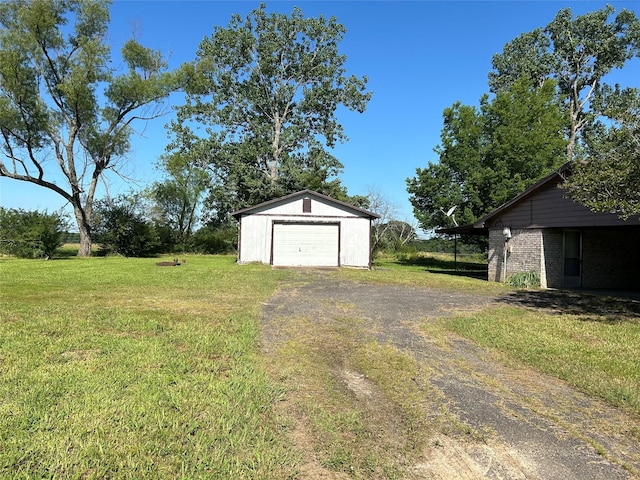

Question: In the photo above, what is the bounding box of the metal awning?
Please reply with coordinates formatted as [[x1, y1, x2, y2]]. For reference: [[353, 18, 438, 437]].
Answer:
[[435, 224, 488, 236]]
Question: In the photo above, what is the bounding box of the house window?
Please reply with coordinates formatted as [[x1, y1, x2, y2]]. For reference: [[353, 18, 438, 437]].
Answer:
[[303, 198, 311, 213]]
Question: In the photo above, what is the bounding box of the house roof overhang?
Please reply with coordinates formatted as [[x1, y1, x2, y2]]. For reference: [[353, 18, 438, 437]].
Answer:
[[435, 163, 573, 237], [435, 224, 488, 236]]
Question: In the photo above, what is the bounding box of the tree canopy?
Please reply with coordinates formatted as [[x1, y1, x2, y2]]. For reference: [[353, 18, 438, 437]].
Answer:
[[407, 78, 567, 231], [408, 5, 640, 230], [490, 5, 640, 162], [169, 4, 371, 224], [563, 86, 640, 219], [0, 0, 183, 256], [148, 153, 209, 248]]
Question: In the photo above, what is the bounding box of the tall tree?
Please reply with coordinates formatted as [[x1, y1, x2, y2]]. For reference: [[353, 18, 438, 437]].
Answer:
[[170, 4, 371, 224], [148, 153, 209, 246], [407, 79, 567, 231], [0, 0, 182, 256], [489, 5, 640, 162], [563, 86, 640, 218], [366, 188, 417, 253]]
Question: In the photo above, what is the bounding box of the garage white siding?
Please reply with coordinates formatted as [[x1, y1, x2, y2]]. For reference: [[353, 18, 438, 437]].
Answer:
[[272, 223, 339, 266], [233, 190, 378, 268]]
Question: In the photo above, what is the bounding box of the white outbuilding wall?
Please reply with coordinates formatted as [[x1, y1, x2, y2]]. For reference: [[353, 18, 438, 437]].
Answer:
[[232, 191, 378, 268]]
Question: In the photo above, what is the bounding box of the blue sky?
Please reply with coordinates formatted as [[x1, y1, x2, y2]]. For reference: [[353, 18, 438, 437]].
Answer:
[[2, 1, 639, 234]]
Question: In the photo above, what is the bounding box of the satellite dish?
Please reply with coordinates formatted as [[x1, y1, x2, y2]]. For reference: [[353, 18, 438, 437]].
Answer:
[[441, 205, 459, 227]]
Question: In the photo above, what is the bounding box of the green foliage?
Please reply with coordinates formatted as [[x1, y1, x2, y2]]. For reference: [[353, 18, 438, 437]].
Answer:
[[0, 0, 183, 256], [93, 195, 160, 257], [489, 4, 640, 176], [505, 270, 541, 289], [372, 220, 417, 254], [190, 226, 237, 254], [411, 237, 485, 255], [407, 78, 566, 230], [0, 208, 69, 258], [170, 4, 371, 223], [148, 154, 210, 248], [63, 232, 80, 244], [563, 86, 640, 219]]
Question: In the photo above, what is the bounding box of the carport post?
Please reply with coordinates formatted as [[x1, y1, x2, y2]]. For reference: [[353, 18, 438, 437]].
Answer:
[[454, 233, 457, 272]]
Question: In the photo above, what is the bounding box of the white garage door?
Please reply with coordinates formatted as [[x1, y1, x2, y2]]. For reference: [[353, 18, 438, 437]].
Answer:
[[272, 223, 339, 267]]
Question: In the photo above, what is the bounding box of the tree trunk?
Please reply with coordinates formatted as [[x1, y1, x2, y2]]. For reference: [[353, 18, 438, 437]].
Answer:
[[73, 204, 93, 257]]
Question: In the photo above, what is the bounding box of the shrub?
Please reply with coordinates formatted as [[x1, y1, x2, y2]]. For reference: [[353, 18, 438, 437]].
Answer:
[[92, 196, 160, 257], [191, 226, 237, 254], [506, 270, 541, 288], [0, 208, 69, 258]]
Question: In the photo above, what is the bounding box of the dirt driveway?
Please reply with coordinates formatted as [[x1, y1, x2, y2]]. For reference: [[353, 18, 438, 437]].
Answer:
[[260, 271, 640, 479]]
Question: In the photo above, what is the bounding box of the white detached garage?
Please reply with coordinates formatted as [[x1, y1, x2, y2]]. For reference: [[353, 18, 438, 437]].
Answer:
[[232, 190, 379, 268]]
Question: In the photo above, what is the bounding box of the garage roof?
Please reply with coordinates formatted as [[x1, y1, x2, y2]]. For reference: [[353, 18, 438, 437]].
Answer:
[[231, 189, 379, 220]]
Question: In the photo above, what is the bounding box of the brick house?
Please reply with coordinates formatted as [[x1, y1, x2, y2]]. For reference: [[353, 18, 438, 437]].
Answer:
[[439, 164, 640, 290]]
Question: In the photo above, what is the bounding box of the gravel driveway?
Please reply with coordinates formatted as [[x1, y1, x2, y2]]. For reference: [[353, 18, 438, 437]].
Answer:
[[260, 271, 640, 479]]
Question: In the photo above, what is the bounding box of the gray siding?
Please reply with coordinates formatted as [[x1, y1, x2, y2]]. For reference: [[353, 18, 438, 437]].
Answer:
[[487, 180, 636, 229]]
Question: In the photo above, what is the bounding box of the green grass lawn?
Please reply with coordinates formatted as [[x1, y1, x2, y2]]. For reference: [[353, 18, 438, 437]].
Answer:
[[340, 251, 502, 293], [1, 252, 638, 478], [445, 306, 640, 418], [0, 255, 296, 479]]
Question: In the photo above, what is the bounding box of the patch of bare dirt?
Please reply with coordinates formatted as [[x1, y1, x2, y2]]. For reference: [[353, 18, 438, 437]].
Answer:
[[261, 272, 640, 479]]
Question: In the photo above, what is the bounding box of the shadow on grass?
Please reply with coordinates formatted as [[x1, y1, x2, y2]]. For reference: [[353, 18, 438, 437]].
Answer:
[[52, 249, 106, 259], [392, 255, 488, 281], [496, 289, 640, 322]]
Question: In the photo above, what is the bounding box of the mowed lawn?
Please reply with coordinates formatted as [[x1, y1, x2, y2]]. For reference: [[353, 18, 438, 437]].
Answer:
[[0, 255, 295, 479], [1, 253, 639, 478]]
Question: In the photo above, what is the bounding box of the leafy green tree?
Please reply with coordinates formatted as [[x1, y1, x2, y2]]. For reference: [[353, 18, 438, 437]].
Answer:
[[563, 86, 640, 218], [148, 153, 209, 249], [407, 79, 567, 230], [489, 5, 640, 162], [372, 220, 417, 253], [0, 208, 69, 259], [170, 4, 371, 224], [366, 188, 417, 253], [489, 6, 640, 216], [0, 0, 183, 256], [190, 225, 237, 254], [93, 194, 160, 257]]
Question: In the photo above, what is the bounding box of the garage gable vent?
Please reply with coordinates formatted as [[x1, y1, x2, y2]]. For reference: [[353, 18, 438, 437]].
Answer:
[[303, 198, 311, 213]]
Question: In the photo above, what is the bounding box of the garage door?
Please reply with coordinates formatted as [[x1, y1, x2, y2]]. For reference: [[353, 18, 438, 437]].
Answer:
[[272, 223, 339, 267]]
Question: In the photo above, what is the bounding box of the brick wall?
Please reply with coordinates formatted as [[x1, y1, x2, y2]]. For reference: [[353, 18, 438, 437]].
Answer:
[[488, 227, 640, 289], [583, 230, 640, 289], [488, 228, 543, 283]]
